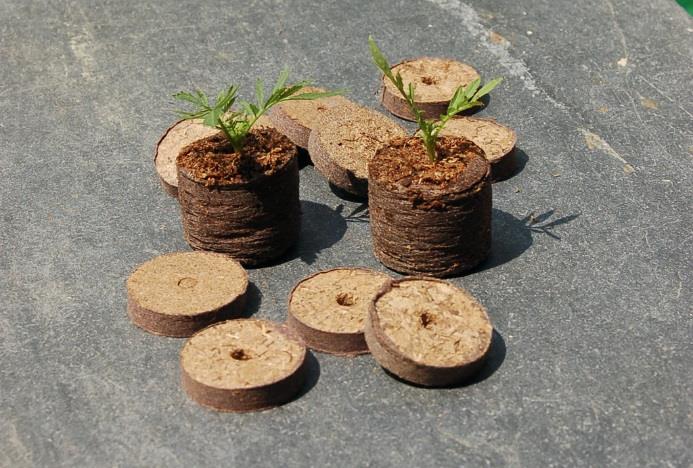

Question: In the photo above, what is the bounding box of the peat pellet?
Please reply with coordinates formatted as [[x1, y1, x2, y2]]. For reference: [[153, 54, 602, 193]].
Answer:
[[154, 116, 275, 197], [268, 86, 357, 148], [180, 319, 307, 412], [155, 120, 218, 197], [287, 268, 391, 356], [435, 117, 517, 181], [368, 136, 492, 277], [380, 57, 480, 121], [365, 277, 493, 387], [127, 252, 248, 337], [308, 106, 407, 198]]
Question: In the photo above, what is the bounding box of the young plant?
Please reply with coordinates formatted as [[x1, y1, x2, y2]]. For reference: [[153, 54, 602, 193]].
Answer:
[[369, 36, 503, 163], [174, 69, 341, 153]]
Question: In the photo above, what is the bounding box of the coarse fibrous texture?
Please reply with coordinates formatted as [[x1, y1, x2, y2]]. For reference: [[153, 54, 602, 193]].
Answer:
[[155, 116, 275, 197], [287, 268, 391, 356], [380, 57, 480, 121], [308, 105, 407, 198], [368, 136, 491, 277], [435, 117, 517, 182], [176, 127, 300, 266], [268, 86, 357, 148], [126, 252, 248, 337], [364, 277, 492, 387], [180, 319, 307, 412]]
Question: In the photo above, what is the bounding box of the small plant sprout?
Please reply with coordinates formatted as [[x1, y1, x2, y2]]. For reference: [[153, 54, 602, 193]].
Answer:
[[368, 36, 503, 163], [174, 69, 341, 153]]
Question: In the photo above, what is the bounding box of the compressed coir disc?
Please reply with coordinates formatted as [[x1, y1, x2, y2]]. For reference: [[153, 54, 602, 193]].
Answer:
[[308, 106, 407, 198], [287, 268, 391, 356], [268, 86, 357, 148], [365, 277, 493, 387], [154, 115, 275, 197], [180, 319, 307, 412], [435, 117, 517, 181], [127, 252, 248, 337], [380, 57, 480, 121]]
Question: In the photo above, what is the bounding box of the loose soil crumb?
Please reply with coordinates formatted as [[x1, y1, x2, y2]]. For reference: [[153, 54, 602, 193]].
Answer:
[[177, 127, 295, 185]]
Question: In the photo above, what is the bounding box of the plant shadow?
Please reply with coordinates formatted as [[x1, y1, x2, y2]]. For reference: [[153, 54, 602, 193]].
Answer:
[[468, 208, 580, 274], [383, 329, 506, 389]]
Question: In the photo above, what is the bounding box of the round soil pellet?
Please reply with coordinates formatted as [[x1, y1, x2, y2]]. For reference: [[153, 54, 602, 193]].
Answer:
[[308, 106, 407, 198], [287, 268, 391, 356], [268, 86, 357, 148], [127, 252, 248, 337], [154, 116, 275, 197], [435, 117, 517, 181], [365, 277, 493, 387], [180, 319, 307, 412], [380, 57, 480, 121]]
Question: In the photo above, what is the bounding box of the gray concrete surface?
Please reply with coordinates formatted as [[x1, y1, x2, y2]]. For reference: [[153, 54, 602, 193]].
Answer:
[[1, 0, 691, 466]]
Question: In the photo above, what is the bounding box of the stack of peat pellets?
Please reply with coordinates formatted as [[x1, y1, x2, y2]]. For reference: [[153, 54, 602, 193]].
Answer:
[[139, 56, 515, 412]]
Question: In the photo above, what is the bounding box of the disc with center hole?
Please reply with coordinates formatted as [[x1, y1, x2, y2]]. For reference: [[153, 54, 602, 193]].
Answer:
[[180, 319, 307, 412], [380, 57, 480, 121], [365, 277, 493, 386], [287, 268, 391, 356], [127, 252, 248, 337]]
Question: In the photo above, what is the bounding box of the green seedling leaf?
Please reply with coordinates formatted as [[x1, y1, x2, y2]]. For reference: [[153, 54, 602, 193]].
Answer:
[[369, 36, 395, 82], [174, 70, 342, 153], [472, 77, 502, 101]]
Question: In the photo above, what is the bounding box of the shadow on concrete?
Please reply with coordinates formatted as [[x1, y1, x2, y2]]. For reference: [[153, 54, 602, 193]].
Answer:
[[274, 200, 348, 265], [329, 182, 367, 203], [238, 282, 262, 318], [293, 351, 321, 400], [340, 202, 370, 224], [382, 330, 506, 389], [494, 147, 529, 182]]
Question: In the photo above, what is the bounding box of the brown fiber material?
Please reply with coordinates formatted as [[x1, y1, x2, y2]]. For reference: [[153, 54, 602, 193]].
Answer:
[[127, 252, 248, 337], [154, 116, 274, 197], [308, 105, 407, 198], [180, 319, 307, 412], [435, 117, 517, 182], [176, 127, 299, 266], [287, 268, 391, 356], [380, 58, 480, 121], [368, 136, 492, 277], [268, 87, 357, 148], [364, 277, 493, 387]]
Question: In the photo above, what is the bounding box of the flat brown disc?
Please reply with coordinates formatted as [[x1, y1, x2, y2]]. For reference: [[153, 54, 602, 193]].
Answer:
[[380, 57, 480, 121], [287, 268, 391, 356], [180, 319, 307, 412], [154, 115, 275, 197], [436, 118, 518, 181], [268, 86, 357, 148], [308, 106, 407, 197], [127, 252, 248, 337], [365, 277, 493, 386]]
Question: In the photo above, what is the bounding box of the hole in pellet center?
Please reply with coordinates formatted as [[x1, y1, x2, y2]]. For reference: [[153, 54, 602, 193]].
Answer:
[[230, 349, 251, 360], [177, 277, 198, 289], [420, 312, 435, 328], [336, 292, 356, 306], [421, 76, 437, 85]]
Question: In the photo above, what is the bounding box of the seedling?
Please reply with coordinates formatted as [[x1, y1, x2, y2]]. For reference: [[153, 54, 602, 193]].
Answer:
[[174, 69, 341, 153], [369, 37, 502, 162]]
